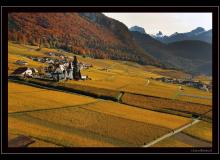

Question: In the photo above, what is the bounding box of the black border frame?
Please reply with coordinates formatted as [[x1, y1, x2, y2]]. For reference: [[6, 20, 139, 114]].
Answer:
[[1, 5, 219, 154]]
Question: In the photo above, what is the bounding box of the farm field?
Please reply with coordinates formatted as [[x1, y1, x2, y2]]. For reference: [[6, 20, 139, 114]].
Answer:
[[152, 132, 211, 147], [9, 116, 118, 147], [8, 42, 213, 148], [64, 69, 212, 106], [8, 82, 97, 113], [8, 42, 212, 106], [152, 121, 212, 147], [10, 77, 212, 120], [182, 121, 212, 142], [8, 82, 192, 147], [79, 101, 192, 130], [121, 93, 212, 119]]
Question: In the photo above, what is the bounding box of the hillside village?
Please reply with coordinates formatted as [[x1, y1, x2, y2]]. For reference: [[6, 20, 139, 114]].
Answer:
[[11, 52, 93, 82], [10, 50, 211, 92], [154, 77, 212, 92]]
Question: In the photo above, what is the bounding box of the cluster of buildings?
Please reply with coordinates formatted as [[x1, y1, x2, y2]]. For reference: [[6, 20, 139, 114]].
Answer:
[[45, 56, 85, 81], [154, 77, 211, 91], [12, 54, 92, 82], [26, 56, 64, 65]]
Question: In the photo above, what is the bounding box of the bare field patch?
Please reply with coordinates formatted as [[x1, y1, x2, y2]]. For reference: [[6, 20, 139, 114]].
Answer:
[[8, 132, 59, 147]]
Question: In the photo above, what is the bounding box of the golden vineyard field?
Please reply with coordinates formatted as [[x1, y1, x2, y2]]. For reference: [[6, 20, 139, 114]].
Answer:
[[79, 101, 192, 130], [121, 93, 212, 119], [8, 42, 213, 147], [9, 116, 117, 147], [182, 121, 212, 142], [8, 82, 193, 147], [152, 120, 212, 147], [8, 82, 97, 113]]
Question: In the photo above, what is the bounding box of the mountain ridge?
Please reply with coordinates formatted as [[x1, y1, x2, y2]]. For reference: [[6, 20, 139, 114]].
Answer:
[[152, 27, 212, 44], [129, 26, 146, 34], [8, 12, 160, 67], [131, 31, 212, 75]]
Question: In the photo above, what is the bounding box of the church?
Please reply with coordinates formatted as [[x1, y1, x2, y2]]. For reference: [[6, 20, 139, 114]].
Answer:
[[52, 56, 82, 81]]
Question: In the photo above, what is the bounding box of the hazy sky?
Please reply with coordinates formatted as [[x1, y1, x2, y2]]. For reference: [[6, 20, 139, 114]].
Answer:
[[103, 13, 212, 36]]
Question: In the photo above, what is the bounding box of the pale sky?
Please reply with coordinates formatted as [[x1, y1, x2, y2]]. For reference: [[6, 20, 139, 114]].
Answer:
[[103, 13, 212, 36]]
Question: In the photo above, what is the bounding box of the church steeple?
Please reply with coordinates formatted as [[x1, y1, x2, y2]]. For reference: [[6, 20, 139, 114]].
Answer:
[[72, 56, 81, 80]]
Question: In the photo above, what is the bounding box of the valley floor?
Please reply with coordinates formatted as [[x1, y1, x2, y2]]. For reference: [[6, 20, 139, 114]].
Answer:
[[8, 42, 212, 148]]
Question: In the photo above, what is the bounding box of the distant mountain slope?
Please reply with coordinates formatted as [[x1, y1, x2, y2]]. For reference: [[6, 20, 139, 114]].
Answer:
[[190, 29, 212, 43], [167, 40, 212, 75], [129, 26, 146, 34], [130, 31, 170, 62], [167, 40, 212, 60], [153, 27, 212, 44], [131, 31, 212, 75], [8, 13, 159, 66]]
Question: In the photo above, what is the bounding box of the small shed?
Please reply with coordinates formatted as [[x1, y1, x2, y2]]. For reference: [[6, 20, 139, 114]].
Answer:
[[81, 75, 88, 80], [11, 67, 33, 77]]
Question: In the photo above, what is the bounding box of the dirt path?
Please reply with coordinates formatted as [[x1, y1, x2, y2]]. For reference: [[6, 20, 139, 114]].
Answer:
[[142, 118, 201, 147]]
